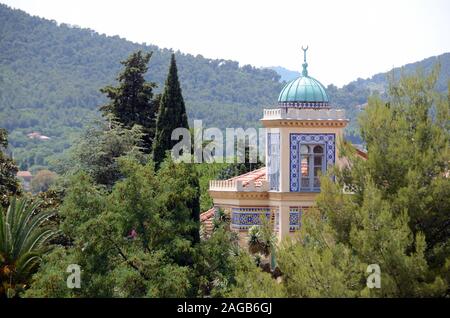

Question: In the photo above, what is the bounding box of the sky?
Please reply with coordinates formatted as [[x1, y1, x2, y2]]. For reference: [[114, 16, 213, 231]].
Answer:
[[2, 0, 450, 87]]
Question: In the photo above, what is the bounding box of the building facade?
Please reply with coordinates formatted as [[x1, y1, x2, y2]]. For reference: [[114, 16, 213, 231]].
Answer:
[[205, 49, 361, 242]]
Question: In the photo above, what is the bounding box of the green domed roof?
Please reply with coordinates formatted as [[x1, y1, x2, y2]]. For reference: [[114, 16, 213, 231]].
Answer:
[[278, 76, 329, 104], [278, 47, 330, 109]]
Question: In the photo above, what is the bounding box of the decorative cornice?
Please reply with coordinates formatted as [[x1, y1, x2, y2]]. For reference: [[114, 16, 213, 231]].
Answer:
[[208, 190, 269, 200], [262, 119, 348, 128], [208, 190, 318, 202], [268, 192, 318, 201]]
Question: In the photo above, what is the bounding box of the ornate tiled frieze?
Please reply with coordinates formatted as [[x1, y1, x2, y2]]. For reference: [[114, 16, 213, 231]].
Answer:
[[229, 207, 306, 232], [290, 133, 335, 192], [231, 207, 278, 230], [279, 101, 330, 109], [289, 206, 304, 231]]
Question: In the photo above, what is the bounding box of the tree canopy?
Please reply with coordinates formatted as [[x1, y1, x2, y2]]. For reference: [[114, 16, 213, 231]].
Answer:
[[0, 129, 20, 207], [100, 51, 158, 152]]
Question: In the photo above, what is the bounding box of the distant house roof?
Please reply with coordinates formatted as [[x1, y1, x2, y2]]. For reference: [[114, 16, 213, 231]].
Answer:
[[27, 132, 40, 138], [27, 132, 50, 140], [17, 171, 32, 178]]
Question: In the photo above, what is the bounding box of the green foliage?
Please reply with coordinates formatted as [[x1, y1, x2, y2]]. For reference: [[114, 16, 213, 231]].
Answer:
[[0, 129, 20, 207], [226, 253, 285, 298], [247, 215, 275, 257], [217, 146, 264, 180], [100, 51, 158, 152], [195, 162, 230, 212], [354, 65, 450, 260], [0, 196, 57, 297], [205, 208, 283, 298], [30, 169, 57, 194], [2, 3, 449, 299], [24, 157, 203, 297], [21, 247, 77, 298], [191, 226, 240, 297], [273, 176, 446, 298], [227, 69, 450, 298], [276, 209, 362, 297], [301, 67, 450, 297], [153, 54, 189, 167], [58, 117, 145, 188]]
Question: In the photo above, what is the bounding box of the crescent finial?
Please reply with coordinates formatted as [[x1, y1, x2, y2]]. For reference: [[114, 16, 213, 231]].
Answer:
[[301, 45, 309, 76], [301, 45, 309, 63]]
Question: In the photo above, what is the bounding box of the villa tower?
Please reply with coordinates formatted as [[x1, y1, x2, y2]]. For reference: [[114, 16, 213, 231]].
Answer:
[[206, 47, 351, 242]]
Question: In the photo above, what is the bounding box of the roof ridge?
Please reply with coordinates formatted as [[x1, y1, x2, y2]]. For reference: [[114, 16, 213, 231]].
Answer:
[[226, 167, 266, 181]]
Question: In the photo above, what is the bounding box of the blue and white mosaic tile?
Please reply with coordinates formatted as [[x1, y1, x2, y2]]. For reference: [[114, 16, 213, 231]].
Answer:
[[290, 133, 335, 192], [231, 207, 277, 230]]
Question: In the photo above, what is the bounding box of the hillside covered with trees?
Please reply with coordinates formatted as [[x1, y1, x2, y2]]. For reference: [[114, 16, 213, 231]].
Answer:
[[0, 4, 282, 170], [0, 4, 449, 170]]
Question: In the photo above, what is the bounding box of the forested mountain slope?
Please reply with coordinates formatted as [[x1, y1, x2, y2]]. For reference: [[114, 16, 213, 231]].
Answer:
[[326, 53, 450, 140], [268, 66, 301, 82], [0, 4, 282, 169], [0, 4, 448, 170]]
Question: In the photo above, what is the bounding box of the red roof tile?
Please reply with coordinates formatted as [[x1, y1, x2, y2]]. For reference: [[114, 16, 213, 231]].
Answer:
[[200, 207, 215, 221], [355, 148, 368, 160], [226, 167, 267, 187], [200, 207, 216, 238]]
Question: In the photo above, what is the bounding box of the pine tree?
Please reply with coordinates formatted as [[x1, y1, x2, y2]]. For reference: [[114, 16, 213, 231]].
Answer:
[[152, 54, 189, 167], [309, 67, 450, 297], [100, 51, 158, 153], [351, 65, 450, 265], [256, 68, 450, 298]]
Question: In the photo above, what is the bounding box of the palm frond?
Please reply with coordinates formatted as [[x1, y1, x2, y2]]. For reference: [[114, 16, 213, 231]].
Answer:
[[0, 196, 57, 297]]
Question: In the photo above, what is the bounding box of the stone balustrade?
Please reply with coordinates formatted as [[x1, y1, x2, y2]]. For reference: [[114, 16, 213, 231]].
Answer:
[[263, 107, 347, 121], [209, 179, 269, 192]]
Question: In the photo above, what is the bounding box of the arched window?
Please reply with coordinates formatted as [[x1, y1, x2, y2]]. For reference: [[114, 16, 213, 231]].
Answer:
[[299, 144, 325, 191]]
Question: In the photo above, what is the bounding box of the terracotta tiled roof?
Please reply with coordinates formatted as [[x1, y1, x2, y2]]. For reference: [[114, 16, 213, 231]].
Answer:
[[351, 143, 368, 160], [355, 148, 368, 160], [200, 207, 216, 238], [200, 207, 215, 222], [226, 167, 267, 188]]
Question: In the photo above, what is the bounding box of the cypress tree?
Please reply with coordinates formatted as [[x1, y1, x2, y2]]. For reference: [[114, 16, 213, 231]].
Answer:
[[153, 54, 200, 244], [100, 51, 158, 153], [152, 54, 189, 167], [187, 169, 201, 244]]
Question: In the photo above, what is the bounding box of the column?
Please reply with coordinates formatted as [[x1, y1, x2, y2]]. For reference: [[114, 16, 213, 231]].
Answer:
[[277, 204, 290, 242]]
